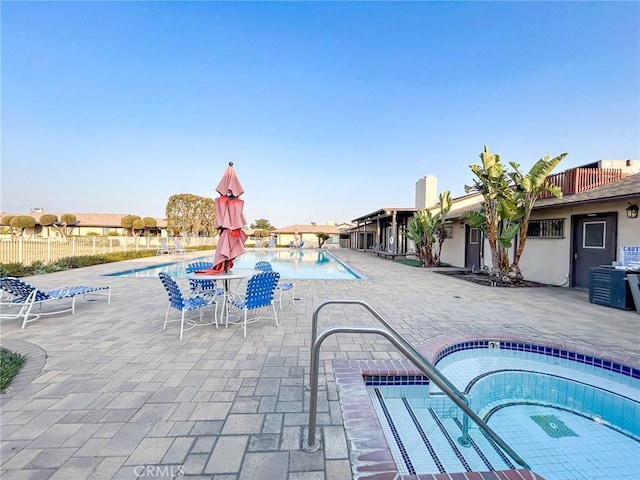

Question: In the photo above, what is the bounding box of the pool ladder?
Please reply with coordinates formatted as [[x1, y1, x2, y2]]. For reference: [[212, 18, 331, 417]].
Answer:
[[302, 299, 530, 471]]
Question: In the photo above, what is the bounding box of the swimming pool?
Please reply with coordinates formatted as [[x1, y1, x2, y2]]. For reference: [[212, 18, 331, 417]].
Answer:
[[334, 338, 640, 479], [106, 249, 362, 280]]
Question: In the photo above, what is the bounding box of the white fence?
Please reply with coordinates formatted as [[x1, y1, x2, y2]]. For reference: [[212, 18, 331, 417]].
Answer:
[[0, 236, 216, 265]]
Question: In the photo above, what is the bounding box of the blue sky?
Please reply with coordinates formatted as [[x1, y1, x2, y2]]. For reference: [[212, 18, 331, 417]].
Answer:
[[2, 1, 638, 228]]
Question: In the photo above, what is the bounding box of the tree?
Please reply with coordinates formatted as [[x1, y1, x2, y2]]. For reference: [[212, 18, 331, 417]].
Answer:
[[253, 228, 270, 247], [9, 215, 36, 238], [463, 146, 566, 282], [39, 214, 58, 237], [316, 232, 330, 248], [250, 219, 276, 231], [166, 194, 217, 237], [39, 213, 78, 240], [403, 191, 452, 266], [1, 216, 13, 236], [121, 215, 141, 236], [59, 214, 78, 238], [508, 154, 567, 274], [463, 146, 516, 277]]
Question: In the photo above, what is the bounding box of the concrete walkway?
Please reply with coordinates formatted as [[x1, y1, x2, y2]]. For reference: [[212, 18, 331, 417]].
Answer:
[[1, 249, 638, 479]]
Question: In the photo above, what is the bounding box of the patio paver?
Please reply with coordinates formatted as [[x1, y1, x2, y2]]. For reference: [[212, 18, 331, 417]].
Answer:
[[1, 249, 638, 479]]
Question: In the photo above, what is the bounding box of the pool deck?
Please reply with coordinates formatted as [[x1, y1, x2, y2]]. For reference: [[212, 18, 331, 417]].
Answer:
[[1, 248, 638, 480]]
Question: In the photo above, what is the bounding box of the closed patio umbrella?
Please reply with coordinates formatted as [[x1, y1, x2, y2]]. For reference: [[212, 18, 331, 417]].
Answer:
[[201, 162, 248, 274]]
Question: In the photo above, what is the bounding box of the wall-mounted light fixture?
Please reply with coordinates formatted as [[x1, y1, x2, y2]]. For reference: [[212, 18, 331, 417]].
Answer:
[[626, 203, 639, 219]]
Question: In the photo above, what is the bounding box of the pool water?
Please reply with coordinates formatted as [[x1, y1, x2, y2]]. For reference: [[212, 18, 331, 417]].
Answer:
[[367, 346, 640, 479], [106, 249, 362, 280]]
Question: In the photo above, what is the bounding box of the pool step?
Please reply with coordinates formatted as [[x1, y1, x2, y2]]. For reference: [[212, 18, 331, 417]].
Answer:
[[372, 390, 514, 475]]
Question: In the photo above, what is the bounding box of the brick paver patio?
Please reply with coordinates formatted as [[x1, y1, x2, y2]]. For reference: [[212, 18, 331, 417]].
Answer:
[[1, 249, 638, 479]]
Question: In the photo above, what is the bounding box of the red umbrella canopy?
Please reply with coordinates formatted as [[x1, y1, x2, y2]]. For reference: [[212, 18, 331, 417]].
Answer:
[[216, 163, 244, 197], [208, 162, 248, 273]]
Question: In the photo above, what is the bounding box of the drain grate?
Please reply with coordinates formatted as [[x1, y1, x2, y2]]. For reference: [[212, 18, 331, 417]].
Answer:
[[531, 414, 578, 438]]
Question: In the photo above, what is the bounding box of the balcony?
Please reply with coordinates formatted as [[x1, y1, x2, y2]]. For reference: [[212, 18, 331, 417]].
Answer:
[[538, 167, 631, 199]]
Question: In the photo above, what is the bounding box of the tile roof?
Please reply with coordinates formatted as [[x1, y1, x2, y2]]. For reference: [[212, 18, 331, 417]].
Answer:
[[274, 224, 342, 234]]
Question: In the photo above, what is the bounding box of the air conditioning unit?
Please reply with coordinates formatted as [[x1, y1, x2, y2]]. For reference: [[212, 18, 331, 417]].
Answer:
[[589, 267, 635, 310]]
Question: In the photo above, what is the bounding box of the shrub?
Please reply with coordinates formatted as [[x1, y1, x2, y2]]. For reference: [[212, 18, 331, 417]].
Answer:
[[0, 348, 26, 392], [0, 262, 33, 277], [0, 245, 216, 278]]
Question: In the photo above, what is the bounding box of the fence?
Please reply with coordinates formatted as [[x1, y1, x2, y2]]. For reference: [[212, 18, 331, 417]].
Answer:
[[538, 168, 630, 199], [0, 236, 216, 265]]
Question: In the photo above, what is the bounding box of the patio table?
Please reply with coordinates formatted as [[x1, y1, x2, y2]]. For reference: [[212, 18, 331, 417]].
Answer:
[[187, 268, 256, 326]]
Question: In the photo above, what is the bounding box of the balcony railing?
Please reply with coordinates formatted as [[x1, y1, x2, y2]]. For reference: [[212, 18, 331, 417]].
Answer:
[[538, 167, 630, 199]]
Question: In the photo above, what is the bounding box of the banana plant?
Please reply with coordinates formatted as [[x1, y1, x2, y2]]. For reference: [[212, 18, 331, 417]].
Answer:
[[404, 191, 452, 266], [508, 153, 567, 270], [464, 146, 566, 281]]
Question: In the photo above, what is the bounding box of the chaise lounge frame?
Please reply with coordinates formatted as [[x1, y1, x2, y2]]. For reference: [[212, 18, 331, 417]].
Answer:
[[0, 277, 111, 329]]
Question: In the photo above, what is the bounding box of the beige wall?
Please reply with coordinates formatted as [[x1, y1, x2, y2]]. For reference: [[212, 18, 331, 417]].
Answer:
[[438, 198, 640, 286], [438, 219, 468, 268], [517, 199, 639, 285]]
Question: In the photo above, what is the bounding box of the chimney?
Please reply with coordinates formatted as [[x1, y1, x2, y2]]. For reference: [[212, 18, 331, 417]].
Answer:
[[415, 175, 437, 209]]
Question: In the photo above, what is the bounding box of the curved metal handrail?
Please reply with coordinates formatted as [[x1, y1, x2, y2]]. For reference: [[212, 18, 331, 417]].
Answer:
[[304, 300, 530, 471], [311, 299, 465, 401]]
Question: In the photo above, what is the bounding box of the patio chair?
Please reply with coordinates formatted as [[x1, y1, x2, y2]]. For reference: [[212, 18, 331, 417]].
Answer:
[[156, 238, 173, 255], [227, 271, 280, 337], [173, 238, 186, 256], [254, 261, 295, 310], [0, 277, 111, 329], [158, 272, 218, 340], [185, 261, 224, 297]]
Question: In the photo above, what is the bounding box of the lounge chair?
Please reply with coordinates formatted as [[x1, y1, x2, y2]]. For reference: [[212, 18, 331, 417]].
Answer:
[[156, 238, 173, 255], [0, 277, 111, 329], [254, 261, 295, 310], [227, 271, 279, 337], [173, 238, 186, 256], [158, 272, 218, 340]]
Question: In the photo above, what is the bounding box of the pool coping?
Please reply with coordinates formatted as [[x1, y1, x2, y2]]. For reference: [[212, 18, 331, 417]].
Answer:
[[333, 333, 640, 480]]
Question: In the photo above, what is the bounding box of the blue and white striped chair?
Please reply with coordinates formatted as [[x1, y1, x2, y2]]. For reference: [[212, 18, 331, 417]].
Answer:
[[227, 271, 280, 338], [254, 261, 295, 310], [185, 261, 224, 297], [158, 272, 217, 340]]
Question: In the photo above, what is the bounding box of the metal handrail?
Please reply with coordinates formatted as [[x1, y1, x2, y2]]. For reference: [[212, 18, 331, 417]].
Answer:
[[311, 299, 464, 403], [304, 300, 530, 471]]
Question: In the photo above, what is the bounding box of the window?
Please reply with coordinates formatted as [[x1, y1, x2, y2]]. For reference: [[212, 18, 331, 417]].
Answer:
[[527, 219, 564, 239], [469, 228, 479, 244], [583, 221, 606, 249]]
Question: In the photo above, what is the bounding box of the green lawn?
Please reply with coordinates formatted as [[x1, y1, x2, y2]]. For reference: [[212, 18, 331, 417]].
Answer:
[[394, 258, 422, 267]]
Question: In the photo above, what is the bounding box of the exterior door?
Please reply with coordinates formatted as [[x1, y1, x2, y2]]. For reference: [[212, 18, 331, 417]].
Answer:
[[465, 226, 482, 269], [572, 213, 617, 288]]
